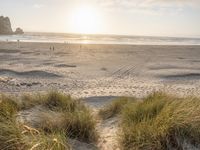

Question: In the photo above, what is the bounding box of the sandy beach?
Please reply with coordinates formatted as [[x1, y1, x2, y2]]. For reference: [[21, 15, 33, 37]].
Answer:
[[1, 1, 200, 149], [0, 41, 200, 98], [1, 41, 200, 150]]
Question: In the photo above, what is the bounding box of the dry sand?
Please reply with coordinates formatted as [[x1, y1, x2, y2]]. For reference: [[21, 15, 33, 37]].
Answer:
[[1, 41, 200, 98], [1, 41, 200, 149]]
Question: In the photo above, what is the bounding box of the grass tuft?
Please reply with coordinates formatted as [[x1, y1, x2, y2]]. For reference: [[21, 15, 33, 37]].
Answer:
[[63, 110, 97, 143], [0, 94, 19, 120], [0, 91, 97, 149], [120, 92, 200, 150], [40, 92, 98, 143], [0, 122, 70, 150], [99, 97, 136, 120], [44, 91, 81, 112], [19, 93, 47, 110], [29, 131, 70, 150]]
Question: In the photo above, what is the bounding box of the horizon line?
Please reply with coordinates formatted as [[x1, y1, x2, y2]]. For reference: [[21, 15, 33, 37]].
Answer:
[[24, 31, 200, 39]]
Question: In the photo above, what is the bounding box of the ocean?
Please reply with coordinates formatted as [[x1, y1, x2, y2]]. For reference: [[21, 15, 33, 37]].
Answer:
[[0, 32, 200, 45]]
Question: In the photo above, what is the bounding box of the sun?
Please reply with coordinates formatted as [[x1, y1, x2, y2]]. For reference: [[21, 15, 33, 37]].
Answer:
[[70, 6, 101, 34]]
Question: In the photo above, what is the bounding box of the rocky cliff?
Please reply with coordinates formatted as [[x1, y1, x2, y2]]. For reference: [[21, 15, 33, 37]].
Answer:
[[0, 16, 13, 35], [0, 16, 24, 35], [15, 27, 24, 34]]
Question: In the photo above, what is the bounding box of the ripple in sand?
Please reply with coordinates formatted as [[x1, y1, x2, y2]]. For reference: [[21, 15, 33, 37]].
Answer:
[[160, 73, 200, 80], [55, 64, 77, 68], [0, 49, 21, 53], [0, 69, 62, 78]]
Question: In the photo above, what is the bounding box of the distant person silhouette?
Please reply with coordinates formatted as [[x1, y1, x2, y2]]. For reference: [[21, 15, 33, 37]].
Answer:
[[17, 40, 20, 48]]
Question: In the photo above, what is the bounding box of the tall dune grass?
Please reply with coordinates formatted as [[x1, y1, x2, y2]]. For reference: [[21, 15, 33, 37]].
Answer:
[[0, 118, 69, 150], [120, 92, 200, 150], [0, 94, 19, 119], [19, 93, 47, 110], [99, 97, 136, 119], [44, 91, 85, 112], [0, 96, 69, 150], [0, 91, 97, 149], [37, 91, 98, 143]]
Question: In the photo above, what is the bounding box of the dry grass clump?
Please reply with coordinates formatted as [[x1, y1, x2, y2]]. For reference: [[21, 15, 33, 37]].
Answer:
[[0, 91, 97, 149], [44, 91, 84, 112], [0, 119, 28, 150], [99, 97, 136, 120], [28, 131, 70, 150], [120, 92, 200, 150], [0, 122, 69, 150], [19, 93, 47, 110], [19, 91, 85, 112], [0, 94, 19, 119], [63, 110, 97, 143], [37, 92, 98, 143], [37, 109, 97, 143], [0, 94, 70, 150]]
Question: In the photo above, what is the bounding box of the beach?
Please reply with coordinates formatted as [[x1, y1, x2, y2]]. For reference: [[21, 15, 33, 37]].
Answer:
[[1, 1, 200, 149], [1, 41, 200, 149], [0, 41, 200, 98]]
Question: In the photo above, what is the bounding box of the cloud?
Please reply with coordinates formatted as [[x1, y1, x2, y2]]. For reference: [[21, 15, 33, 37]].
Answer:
[[33, 4, 45, 9], [97, 0, 200, 10], [144, 0, 200, 7], [98, 0, 200, 7], [95, 0, 200, 15]]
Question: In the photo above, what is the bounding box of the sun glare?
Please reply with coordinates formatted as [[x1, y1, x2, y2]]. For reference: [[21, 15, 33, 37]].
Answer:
[[70, 6, 101, 34]]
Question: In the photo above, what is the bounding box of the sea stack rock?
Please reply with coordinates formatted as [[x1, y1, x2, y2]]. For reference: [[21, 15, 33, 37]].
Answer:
[[0, 16, 24, 35], [0, 16, 13, 35], [15, 27, 24, 34]]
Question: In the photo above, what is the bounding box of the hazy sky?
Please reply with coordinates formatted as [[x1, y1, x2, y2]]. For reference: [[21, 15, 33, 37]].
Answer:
[[0, 0, 200, 37]]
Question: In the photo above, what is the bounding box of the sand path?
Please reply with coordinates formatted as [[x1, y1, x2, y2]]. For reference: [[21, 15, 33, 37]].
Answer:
[[97, 117, 119, 150], [84, 96, 120, 150]]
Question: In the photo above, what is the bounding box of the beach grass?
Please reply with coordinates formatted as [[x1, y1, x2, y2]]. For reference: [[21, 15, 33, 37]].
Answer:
[[98, 97, 136, 120], [0, 118, 69, 150], [119, 92, 200, 150], [0, 91, 97, 149], [0, 95, 26, 150], [3, 90, 200, 150], [0, 94, 19, 120], [38, 91, 98, 143], [0, 97, 70, 150], [43, 91, 85, 112], [19, 93, 48, 110]]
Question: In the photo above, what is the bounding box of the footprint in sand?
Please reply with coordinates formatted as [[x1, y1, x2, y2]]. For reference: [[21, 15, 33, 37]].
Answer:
[[91, 91, 96, 94]]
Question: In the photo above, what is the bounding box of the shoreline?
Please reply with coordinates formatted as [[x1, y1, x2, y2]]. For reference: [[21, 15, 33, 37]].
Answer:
[[1, 40, 200, 46]]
